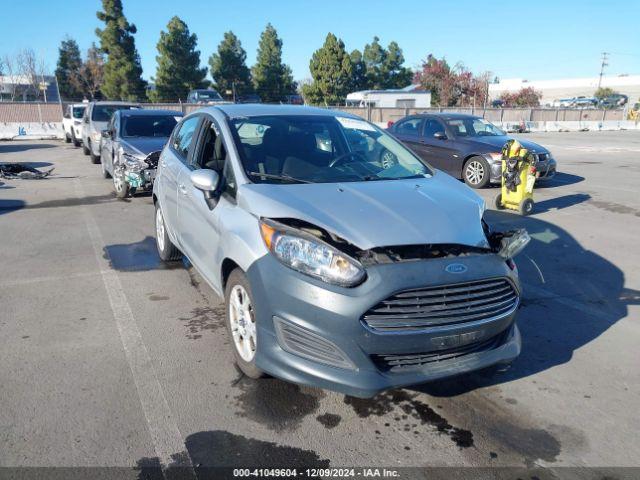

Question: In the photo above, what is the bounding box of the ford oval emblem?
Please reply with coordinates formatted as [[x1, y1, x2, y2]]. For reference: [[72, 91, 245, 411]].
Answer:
[[445, 263, 467, 274]]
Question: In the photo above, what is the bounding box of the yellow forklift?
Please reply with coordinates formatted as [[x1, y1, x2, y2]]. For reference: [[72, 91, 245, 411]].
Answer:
[[494, 139, 537, 215]]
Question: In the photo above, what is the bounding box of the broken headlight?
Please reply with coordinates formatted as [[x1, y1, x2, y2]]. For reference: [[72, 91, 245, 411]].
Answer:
[[259, 220, 365, 287], [121, 151, 148, 172], [497, 229, 530, 259]]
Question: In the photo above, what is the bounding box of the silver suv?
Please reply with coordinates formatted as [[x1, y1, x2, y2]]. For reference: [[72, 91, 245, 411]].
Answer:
[[81, 101, 140, 163], [153, 105, 527, 397]]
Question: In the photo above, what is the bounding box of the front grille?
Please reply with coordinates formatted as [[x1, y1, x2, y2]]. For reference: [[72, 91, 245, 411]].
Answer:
[[362, 278, 518, 332], [273, 317, 355, 370], [145, 151, 161, 168], [372, 331, 506, 373]]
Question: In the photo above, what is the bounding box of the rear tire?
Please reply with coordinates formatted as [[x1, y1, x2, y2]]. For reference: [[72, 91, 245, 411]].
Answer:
[[225, 268, 265, 379], [463, 156, 490, 189], [155, 204, 182, 261]]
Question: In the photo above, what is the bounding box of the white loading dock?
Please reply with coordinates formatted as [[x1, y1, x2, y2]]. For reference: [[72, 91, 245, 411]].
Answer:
[[346, 88, 431, 108]]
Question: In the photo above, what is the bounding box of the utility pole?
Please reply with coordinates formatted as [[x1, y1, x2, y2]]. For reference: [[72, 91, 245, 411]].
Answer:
[[597, 52, 609, 90]]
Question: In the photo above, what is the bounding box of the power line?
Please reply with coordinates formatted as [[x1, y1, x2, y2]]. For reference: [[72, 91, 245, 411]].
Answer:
[[597, 52, 609, 89]]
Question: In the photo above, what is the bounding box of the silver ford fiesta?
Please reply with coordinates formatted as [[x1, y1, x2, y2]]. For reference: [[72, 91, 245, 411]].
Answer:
[[153, 104, 528, 398]]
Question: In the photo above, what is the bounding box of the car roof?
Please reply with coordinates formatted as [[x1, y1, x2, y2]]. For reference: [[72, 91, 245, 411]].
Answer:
[[412, 112, 481, 121], [91, 101, 140, 106], [203, 104, 359, 119], [119, 109, 182, 117]]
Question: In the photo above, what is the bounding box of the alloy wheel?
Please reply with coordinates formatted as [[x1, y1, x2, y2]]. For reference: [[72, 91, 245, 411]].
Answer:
[[465, 160, 485, 185], [228, 285, 257, 362], [155, 208, 166, 252]]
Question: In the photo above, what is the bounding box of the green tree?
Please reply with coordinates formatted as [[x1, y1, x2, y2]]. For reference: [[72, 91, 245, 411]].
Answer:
[[381, 41, 412, 89], [209, 31, 252, 100], [96, 0, 146, 101], [350, 49, 368, 91], [594, 87, 615, 99], [302, 33, 353, 105], [150, 16, 207, 102], [252, 24, 295, 102], [55, 37, 84, 100], [363, 36, 387, 89]]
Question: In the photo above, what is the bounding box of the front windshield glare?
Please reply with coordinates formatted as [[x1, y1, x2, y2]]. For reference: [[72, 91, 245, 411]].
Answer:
[[447, 118, 505, 137], [230, 115, 432, 184]]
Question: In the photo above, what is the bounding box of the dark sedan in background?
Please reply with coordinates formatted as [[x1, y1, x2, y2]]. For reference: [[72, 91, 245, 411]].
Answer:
[[99, 109, 182, 198], [388, 113, 557, 188]]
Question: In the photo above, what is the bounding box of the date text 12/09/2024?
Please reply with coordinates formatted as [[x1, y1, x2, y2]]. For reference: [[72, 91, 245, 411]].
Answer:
[[232, 468, 400, 477]]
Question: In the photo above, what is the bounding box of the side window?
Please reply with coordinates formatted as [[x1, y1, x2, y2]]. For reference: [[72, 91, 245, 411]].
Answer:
[[395, 118, 422, 136], [172, 116, 200, 160], [422, 119, 443, 138]]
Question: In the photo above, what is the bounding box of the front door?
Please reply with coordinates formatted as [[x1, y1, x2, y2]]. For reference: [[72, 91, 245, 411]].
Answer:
[[177, 117, 228, 288], [419, 118, 460, 176]]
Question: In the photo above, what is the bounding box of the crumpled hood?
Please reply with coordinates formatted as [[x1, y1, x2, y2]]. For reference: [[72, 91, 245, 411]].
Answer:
[[121, 137, 169, 157], [238, 172, 488, 251]]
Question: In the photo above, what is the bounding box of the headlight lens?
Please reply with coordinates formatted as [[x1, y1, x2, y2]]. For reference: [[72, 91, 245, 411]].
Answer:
[[498, 229, 530, 259], [260, 221, 365, 287], [91, 131, 101, 141], [484, 152, 503, 162]]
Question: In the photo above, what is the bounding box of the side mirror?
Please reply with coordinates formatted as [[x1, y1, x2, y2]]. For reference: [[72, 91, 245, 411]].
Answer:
[[190, 169, 220, 209], [434, 131, 447, 140], [101, 129, 111, 139]]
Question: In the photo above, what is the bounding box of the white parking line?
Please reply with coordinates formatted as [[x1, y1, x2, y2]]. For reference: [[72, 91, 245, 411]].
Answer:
[[73, 179, 194, 476], [0, 270, 102, 288]]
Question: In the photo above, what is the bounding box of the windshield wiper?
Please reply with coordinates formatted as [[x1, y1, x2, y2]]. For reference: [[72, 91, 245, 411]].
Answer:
[[246, 171, 313, 184]]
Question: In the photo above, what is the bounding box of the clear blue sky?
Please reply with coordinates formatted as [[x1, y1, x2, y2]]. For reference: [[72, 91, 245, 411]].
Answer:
[[1, 0, 639, 83]]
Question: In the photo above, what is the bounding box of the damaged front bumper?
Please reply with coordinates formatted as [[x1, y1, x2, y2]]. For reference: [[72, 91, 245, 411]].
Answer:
[[124, 168, 156, 190]]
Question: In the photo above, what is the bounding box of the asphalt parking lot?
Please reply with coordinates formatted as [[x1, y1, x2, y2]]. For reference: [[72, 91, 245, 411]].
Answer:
[[1, 131, 639, 479]]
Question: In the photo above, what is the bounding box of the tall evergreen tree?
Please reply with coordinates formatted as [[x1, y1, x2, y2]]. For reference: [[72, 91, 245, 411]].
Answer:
[[209, 31, 252, 99], [302, 33, 353, 105], [55, 37, 84, 100], [350, 49, 368, 92], [151, 16, 207, 102], [382, 41, 412, 89], [252, 24, 295, 103], [96, 0, 146, 101], [363, 36, 387, 89]]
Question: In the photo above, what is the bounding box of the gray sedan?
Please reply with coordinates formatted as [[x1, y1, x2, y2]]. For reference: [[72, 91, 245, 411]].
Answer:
[[153, 105, 529, 397]]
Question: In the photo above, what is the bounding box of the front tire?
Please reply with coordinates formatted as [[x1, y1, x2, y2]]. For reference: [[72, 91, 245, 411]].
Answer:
[[65, 132, 71, 143], [463, 156, 490, 189], [82, 141, 90, 155], [72, 130, 81, 147], [90, 144, 101, 164], [113, 172, 130, 199], [155, 205, 181, 261], [225, 269, 265, 379]]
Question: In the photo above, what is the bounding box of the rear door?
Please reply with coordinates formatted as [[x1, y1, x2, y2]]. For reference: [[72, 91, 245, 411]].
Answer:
[[391, 117, 430, 159], [157, 115, 202, 241], [418, 117, 460, 175]]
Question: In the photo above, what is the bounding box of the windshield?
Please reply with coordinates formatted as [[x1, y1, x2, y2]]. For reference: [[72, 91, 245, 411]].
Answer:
[[229, 115, 433, 184], [72, 107, 85, 119], [121, 115, 179, 138], [446, 118, 505, 137], [92, 105, 137, 122], [196, 91, 222, 101]]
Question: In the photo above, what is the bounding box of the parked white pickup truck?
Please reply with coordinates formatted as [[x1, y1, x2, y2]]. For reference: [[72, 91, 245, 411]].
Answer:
[[62, 103, 87, 147]]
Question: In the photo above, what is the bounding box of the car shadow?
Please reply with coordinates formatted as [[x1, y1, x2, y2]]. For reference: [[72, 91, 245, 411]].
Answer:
[[0, 199, 25, 214], [415, 209, 638, 397], [0, 142, 58, 154], [103, 236, 184, 272], [533, 193, 591, 213], [535, 172, 584, 188]]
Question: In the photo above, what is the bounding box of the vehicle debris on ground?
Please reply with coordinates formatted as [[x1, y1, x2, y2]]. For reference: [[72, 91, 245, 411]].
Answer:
[[0, 163, 54, 179]]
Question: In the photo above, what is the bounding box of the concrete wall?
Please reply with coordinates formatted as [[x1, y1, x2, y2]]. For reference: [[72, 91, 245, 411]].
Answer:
[[1, 102, 637, 140]]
